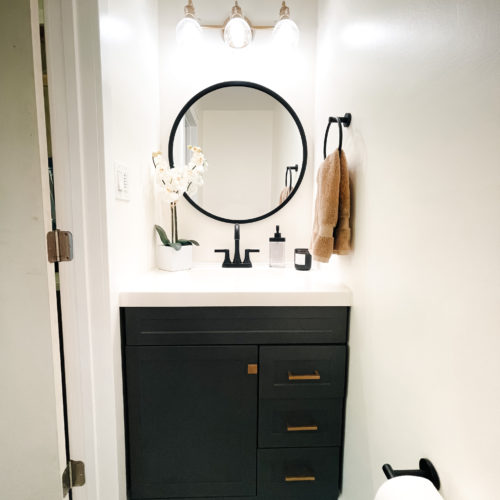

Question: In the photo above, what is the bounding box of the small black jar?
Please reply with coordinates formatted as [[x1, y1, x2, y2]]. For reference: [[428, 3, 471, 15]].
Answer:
[[294, 248, 312, 271]]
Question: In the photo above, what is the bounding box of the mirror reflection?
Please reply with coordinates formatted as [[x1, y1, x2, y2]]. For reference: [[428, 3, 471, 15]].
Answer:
[[171, 85, 305, 222]]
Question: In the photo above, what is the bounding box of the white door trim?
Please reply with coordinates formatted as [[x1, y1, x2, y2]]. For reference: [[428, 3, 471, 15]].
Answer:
[[44, 0, 121, 498]]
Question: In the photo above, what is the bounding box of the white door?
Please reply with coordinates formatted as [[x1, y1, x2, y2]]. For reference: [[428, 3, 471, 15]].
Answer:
[[0, 1, 67, 499]]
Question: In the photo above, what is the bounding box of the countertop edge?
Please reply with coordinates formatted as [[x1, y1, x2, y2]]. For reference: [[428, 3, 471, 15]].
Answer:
[[119, 290, 352, 308]]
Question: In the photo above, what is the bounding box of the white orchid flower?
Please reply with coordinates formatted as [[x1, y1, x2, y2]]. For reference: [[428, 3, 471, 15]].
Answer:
[[163, 190, 181, 203], [153, 147, 208, 203], [152, 147, 207, 249]]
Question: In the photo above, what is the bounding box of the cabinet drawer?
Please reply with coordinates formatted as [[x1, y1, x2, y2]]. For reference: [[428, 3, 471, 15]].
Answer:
[[260, 346, 346, 399], [259, 399, 343, 448], [122, 307, 348, 345], [257, 447, 340, 500]]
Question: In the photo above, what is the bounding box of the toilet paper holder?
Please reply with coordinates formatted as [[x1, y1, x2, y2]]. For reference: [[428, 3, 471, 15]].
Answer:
[[382, 458, 440, 490]]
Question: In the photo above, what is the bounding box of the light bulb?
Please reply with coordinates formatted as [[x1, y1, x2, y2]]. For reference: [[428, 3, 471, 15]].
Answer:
[[223, 1, 253, 49], [176, 16, 202, 47], [273, 2, 299, 48], [224, 17, 252, 49], [176, 1, 202, 48], [273, 18, 299, 48]]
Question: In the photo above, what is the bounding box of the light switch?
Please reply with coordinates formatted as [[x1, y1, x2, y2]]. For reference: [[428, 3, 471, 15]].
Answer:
[[115, 163, 130, 201]]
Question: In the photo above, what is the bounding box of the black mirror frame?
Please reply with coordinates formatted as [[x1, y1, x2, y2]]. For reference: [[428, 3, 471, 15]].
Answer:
[[168, 81, 308, 225]]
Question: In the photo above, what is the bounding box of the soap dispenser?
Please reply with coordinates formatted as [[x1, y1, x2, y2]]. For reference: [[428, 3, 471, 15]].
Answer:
[[269, 225, 286, 267]]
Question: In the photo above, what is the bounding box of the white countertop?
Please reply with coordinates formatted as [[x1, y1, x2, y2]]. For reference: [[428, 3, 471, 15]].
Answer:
[[119, 265, 352, 307]]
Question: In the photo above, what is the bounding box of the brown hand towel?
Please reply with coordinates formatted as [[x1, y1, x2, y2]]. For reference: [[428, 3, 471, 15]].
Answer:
[[311, 150, 351, 262], [333, 149, 351, 255], [279, 185, 291, 204]]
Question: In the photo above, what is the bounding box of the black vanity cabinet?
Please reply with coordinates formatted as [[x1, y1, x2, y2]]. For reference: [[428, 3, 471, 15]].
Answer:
[[122, 307, 349, 500]]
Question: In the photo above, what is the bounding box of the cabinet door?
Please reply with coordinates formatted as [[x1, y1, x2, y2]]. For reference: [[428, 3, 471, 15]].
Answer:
[[125, 346, 258, 499]]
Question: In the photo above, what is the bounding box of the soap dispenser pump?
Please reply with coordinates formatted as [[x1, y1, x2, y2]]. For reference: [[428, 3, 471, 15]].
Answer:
[[269, 225, 286, 268]]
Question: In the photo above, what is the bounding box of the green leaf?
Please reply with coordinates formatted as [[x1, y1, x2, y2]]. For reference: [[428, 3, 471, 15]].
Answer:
[[171, 242, 182, 251], [177, 239, 200, 247], [154, 225, 171, 246]]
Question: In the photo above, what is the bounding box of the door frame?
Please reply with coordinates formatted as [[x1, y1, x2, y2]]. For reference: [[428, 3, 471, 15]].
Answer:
[[43, 1, 122, 499]]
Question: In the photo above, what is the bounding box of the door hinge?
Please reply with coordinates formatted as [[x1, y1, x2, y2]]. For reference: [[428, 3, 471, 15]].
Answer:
[[47, 229, 73, 263], [62, 460, 85, 497]]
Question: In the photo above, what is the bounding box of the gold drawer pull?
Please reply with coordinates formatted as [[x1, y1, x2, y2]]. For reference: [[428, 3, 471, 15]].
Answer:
[[285, 475, 316, 482], [288, 370, 320, 381], [286, 424, 319, 432]]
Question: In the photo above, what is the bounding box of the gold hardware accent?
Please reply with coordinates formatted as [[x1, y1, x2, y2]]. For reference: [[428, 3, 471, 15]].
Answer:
[[247, 363, 258, 375], [288, 370, 320, 381], [285, 475, 316, 482], [184, 0, 195, 17], [279, 1, 290, 20], [286, 425, 319, 432], [201, 24, 274, 30]]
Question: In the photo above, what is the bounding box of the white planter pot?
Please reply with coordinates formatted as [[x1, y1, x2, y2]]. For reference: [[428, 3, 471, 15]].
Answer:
[[156, 245, 193, 272]]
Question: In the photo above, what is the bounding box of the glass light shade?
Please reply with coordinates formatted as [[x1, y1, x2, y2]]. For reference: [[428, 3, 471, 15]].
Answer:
[[176, 16, 202, 47], [224, 17, 252, 49], [273, 18, 300, 48]]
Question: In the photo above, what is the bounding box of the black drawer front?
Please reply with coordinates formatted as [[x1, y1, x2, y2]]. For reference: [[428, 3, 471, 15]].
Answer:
[[257, 447, 340, 500], [259, 398, 343, 448], [122, 307, 348, 345], [260, 346, 346, 399]]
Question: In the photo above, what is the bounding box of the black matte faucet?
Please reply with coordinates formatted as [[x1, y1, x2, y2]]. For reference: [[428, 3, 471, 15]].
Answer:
[[215, 224, 260, 268], [233, 224, 242, 265]]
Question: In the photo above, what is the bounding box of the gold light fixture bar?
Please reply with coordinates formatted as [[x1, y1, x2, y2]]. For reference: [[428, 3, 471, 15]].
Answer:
[[201, 24, 274, 30]]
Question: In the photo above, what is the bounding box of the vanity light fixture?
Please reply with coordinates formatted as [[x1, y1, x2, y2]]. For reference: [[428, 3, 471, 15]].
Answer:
[[175, 1, 300, 49]]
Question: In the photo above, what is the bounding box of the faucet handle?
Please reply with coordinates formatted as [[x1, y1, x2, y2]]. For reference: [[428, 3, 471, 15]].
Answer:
[[214, 249, 231, 267], [243, 249, 260, 267]]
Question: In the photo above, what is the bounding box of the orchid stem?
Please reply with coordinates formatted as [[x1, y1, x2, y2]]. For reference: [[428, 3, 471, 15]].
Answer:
[[174, 203, 178, 242], [170, 202, 175, 243]]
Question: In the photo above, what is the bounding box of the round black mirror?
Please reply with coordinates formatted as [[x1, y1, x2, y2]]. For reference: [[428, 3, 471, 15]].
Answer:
[[168, 81, 307, 224]]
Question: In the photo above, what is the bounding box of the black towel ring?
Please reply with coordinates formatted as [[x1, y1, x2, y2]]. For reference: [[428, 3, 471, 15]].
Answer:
[[285, 164, 299, 190], [323, 113, 352, 159]]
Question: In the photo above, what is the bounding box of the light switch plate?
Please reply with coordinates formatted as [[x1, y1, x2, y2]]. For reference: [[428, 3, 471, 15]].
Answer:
[[114, 163, 130, 201]]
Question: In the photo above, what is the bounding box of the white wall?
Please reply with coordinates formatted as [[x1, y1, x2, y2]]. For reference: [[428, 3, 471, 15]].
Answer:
[[159, 0, 317, 263], [201, 110, 273, 220], [315, 1, 500, 498], [98, 1, 160, 498], [100, 0, 160, 281]]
